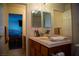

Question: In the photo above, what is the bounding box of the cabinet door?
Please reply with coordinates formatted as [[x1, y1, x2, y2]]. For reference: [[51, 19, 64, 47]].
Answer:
[[30, 48, 35, 56], [34, 41, 41, 56], [29, 39, 41, 56], [49, 44, 71, 56], [64, 44, 71, 56], [41, 45, 48, 56], [29, 39, 35, 55]]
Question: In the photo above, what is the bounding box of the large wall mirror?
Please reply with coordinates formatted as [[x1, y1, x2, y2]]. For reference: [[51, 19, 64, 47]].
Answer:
[[43, 12, 51, 28], [31, 10, 51, 29], [31, 10, 41, 28]]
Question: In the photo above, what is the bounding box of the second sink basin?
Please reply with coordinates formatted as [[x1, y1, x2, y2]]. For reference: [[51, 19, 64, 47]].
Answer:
[[38, 37, 48, 40]]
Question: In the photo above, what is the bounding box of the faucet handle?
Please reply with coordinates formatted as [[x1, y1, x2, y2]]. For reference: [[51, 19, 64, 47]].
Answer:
[[48, 35, 51, 39]]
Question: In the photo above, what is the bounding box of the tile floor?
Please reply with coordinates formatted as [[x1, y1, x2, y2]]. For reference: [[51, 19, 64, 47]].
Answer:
[[0, 36, 26, 56]]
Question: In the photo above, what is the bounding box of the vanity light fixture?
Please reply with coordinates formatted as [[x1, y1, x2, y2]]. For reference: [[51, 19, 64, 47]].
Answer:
[[43, 3, 48, 5], [32, 10, 39, 14]]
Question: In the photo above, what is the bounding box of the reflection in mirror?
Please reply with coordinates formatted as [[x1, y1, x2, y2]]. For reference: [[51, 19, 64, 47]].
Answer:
[[43, 12, 51, 28], [32, 10, 41, 28]]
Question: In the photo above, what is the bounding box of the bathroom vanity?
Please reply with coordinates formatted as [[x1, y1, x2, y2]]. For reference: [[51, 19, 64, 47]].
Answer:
[[29, 37, 72, 56], [30, 10, 72, 56]]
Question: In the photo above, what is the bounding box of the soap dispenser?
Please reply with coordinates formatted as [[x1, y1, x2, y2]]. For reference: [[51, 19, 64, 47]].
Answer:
[[34, 30, 40, 37]]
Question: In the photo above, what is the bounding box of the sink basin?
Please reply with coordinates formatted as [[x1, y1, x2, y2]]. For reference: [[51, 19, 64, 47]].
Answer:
[[50, 36, 67, 41], [38, 37, 48, 40]]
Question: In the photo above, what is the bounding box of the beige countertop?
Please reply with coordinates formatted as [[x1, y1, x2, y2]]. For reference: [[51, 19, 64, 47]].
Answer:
[[29, 36, 72, 48]]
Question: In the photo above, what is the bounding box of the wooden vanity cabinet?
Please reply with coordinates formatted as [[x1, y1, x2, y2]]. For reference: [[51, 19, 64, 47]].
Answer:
[[29, 39, 41, 56], [29, 39, 71, 56]]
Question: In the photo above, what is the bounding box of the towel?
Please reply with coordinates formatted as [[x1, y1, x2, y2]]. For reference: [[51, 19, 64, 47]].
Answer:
[[56, 52, 65, 56]]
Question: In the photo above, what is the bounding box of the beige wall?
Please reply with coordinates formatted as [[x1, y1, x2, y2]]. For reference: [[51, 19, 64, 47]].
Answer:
[[52, 3, 65, 11], [63, 4, 72, 36], [54, 10, 64, 35], [26, 3, 65, 37], [53, 4, 72, 36]]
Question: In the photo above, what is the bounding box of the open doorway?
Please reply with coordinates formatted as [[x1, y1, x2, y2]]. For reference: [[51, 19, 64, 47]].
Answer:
[[8, 13, 22, 49], [3, 4, 26, 56]]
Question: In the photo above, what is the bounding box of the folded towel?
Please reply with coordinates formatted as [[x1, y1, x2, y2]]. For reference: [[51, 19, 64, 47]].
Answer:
[[56, 52, 65, 56]]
